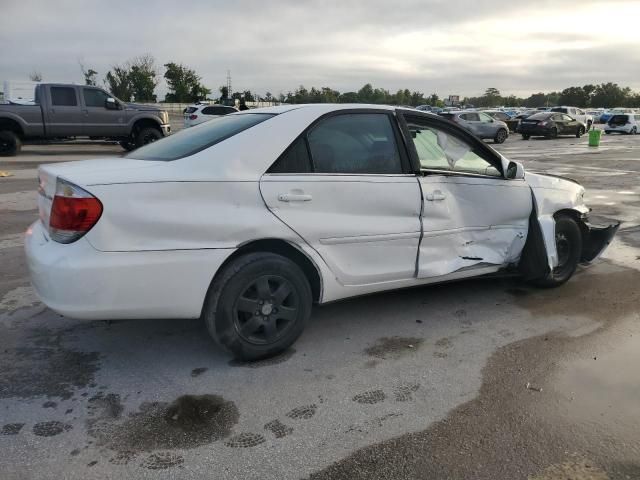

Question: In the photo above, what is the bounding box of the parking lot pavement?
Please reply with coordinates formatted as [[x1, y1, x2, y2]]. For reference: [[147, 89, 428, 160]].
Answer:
[[1, 134, 639, 479]]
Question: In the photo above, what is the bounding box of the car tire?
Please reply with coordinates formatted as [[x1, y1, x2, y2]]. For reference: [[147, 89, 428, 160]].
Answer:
[[521, 134, 530, 140], [119, 140, 136, 151], [0, 130, 22, 157], [203, 252, 313, 361], [529, 216, 582, 288], [605, 131, 611, 134], [629, 127, 637, 135], [576, 126, 585, 138], [587, 120, 592, 131], [494, 128, 508, 144], [134, 127, 162, 148], [548, 127, 558, 139]]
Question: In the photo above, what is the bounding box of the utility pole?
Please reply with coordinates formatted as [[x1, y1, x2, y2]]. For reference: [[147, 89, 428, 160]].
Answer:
[[226, 70, 232, 98]]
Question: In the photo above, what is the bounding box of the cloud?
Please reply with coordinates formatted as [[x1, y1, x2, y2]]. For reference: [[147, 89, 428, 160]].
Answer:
[[1, 0, 639, 98]]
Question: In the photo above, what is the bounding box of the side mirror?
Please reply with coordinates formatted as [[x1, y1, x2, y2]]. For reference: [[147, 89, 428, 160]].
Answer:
[[506, 161, 525, 180], [105, 97, 118, 110]]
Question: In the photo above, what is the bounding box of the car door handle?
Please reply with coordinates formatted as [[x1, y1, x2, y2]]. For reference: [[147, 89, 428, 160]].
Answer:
[[278, 193, 312, 202], [425, 191, 446, 201]]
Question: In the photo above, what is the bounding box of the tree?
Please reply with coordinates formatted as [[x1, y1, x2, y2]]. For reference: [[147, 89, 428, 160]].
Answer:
[[483, 87, 501, 107], [29, 71, 42, 82], [79, 61, 98, 86], [164, 62, 211, 102], [103, 54, 158, 102], [558, 86, 591, 107], [219, 85, 229, 100], [104, 66, 132, 101], [590, 82, 631, 108]]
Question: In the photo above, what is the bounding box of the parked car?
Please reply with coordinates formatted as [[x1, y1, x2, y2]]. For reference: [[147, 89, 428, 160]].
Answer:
[[600, 108, 636, 124], [604, 113, 640, 135], [439, 110, 509, 143], [25, 104, 618, 360], [550, 106, 593, 130], [183, 104, 238, 128], [483, 110, 520, 132], [0, 83, 171, 156], [518, 112, 586, 139]]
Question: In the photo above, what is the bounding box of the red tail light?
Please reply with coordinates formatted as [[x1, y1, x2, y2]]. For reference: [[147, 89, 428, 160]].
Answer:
[[189, 114, 198, 120], [49, 179, 103, 244]]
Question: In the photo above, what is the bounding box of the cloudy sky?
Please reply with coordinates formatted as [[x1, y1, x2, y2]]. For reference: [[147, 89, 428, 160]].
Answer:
[[2, 0, 640, 99]]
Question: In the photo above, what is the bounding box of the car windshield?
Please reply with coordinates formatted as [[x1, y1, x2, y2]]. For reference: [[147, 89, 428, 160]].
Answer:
[[127, 113, 275, 161]]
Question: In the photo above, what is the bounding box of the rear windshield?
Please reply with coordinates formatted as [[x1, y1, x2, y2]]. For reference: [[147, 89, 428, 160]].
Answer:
[[527, 113, 552, 120], [127, 113, 275, 161], [184, 106, 197, 114]]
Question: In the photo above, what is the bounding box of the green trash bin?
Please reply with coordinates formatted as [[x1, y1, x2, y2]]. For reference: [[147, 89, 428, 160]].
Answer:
[[588, 129, 602, 147]]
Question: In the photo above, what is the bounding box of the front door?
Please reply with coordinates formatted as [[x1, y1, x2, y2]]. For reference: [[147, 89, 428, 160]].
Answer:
[[400, 113, 532, 278], [260, 112, 422, 286], [45, 86, 84, 137], [81, 87, 128, 137]]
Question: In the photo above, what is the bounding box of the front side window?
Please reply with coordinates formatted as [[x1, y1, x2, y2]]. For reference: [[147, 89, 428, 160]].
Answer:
[[127, 113, 274, 161], [83, 88, 110, 108], [50, 87, 77, 106], [405, 116, 501, 177], [307, 113, 403, 174]]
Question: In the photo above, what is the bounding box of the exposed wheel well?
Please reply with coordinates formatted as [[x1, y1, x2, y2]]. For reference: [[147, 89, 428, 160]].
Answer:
[[213, 239, 322, 304], [131, 118, 162, 137], [553, 208, 588, 234], [0, 119, 24, 139]]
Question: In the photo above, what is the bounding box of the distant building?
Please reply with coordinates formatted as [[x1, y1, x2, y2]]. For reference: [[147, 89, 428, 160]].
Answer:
[[444, 95, 461, 107]]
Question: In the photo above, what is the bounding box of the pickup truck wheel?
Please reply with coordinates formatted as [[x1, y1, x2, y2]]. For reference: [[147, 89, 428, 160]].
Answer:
[[0, 130, 21, 157], [529, 216, 582, 288], [135, 127, 162, 148], [494, 128, 508, 144], [587, 120, 592, 131], [203, 252, 312, 361], [119, 140, 136, 151], [576, 126, 585, 138]]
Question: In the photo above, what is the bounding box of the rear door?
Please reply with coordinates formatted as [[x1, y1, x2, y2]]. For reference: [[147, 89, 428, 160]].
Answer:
[[81, 87, 128, 137], [458, 113, 482, 136], [260, 111, 422, 285], [562, 114, 579, 134], [400, 113, 532, 278], [45, 86, 84, 136]]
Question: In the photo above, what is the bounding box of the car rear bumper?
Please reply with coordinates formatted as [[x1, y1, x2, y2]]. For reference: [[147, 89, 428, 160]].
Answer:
[[24, 221, 234, 320]]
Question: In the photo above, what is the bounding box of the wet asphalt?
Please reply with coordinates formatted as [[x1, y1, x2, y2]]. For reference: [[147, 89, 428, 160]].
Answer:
[[1, 127, 639, 479]]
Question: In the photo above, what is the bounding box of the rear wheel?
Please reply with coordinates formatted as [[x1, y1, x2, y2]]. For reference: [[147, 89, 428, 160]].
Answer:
[[630, 127, 637, 135], [521, 134, 530, 140], [0, 130, 21, 157], [203, 252, 313, 361], [576, 126, 585, 138], [529, 216, 582, 288], [548, 127, 558, 139], [134, 127, 162, 148], [494, 128, 508, 144]]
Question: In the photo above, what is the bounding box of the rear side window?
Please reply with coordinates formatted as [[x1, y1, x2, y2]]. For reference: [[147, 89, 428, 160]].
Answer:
[[307, 113, 403, 174], [50, 87, 77, 106], [268, 137, 312, 173], [184, 106, 197, 114], [127, 113, 274, 161]]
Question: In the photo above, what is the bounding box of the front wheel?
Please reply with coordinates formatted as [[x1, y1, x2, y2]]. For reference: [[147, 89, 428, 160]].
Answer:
[[576, 126, 585, 138], [629, 127, 637, 135], [587, 120, 592, 131], [119, 140, 136, 151], [203, 252, 313, 360], [134, 127, 162, 148], [529, 216, 582, 288], [521, 134, 530, 140], [494, 129, 508, 144]]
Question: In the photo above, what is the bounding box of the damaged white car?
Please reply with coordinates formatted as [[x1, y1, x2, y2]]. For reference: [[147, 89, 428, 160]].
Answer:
[[25, 104, 618, 360]]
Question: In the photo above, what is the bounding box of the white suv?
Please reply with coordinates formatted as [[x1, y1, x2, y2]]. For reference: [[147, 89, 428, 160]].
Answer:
[[605, 113, 640, 135], [550, 106, 593, 130], [184, 104, 237, 128]]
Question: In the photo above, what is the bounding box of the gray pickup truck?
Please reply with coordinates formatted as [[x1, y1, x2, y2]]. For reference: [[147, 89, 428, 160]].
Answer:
[[0, 83, 171, 156]]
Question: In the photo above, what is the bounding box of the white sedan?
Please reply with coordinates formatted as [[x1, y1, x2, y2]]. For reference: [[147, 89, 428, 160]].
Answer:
[[25, 104, 618, 360]]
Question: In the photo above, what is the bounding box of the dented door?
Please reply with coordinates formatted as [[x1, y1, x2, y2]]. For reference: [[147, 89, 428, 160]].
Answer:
[[418, 174, 531, 277]]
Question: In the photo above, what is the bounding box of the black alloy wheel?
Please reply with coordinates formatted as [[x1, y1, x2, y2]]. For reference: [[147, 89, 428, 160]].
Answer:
[[233, 275, 299, 345]]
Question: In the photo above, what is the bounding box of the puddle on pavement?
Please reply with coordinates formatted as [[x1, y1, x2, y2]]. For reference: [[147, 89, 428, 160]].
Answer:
[[88, 394, 239, 454]]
